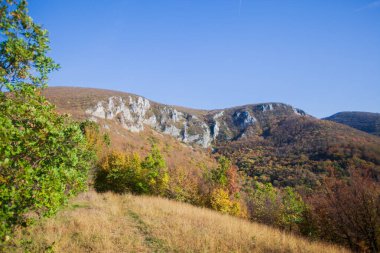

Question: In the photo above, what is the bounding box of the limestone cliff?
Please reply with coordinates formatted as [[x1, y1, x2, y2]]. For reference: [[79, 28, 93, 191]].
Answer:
[[69, 88, 308, 148]]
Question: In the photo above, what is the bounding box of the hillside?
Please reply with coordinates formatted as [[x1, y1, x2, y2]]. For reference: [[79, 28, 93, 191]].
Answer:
[[324, 111, 380, 137], [216, 116, 380, 188], [4, 191, 349, 253], [42, 86, 306, 148], [44, 87, 380, 189]]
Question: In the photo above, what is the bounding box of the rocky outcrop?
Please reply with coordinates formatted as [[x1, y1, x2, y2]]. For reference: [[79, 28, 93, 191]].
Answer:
[[85, 96, 152, 132], [233, 111, 257, 129], [85, 94, 309, 148]]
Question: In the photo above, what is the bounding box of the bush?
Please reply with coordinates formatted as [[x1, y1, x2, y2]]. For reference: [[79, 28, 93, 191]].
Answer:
[[167, 166, 203, 204], [204, 156, 246, 217], [141, 145, 170, 195], [95, 145, 169, 196], [245, 182, 306, 231], [210, 188, 245, 217], [80, 120, 110, 159], [0, 87, 94, 240], [280, 187, 307, 231]]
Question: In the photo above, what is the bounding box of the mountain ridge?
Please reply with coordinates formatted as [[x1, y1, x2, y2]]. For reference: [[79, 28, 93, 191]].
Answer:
[[324, 111, 380, 137], [46, 86, 306, 114], [43, 86, 307, 148]]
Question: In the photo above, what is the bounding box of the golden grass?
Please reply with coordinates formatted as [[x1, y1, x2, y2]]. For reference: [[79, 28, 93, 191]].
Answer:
[[6, 191, 350, 253]]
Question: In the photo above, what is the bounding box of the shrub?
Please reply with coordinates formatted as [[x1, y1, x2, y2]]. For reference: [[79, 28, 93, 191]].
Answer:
[[246, 182, 282, 225], [167, 166, 202, 204], [210, 188, 245, 217], [280, 187, 307, 231], [95, 145, 169, 196], [80, 120, 110, 159], [141, 145, 170, 196], [245, 182, 306, 231], [210, 188, 233, 214], [204, 156, 246, 217]]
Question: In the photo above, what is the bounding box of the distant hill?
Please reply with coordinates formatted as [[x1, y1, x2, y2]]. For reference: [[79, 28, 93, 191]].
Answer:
[[5, 191, 349, 253], [43, 87, 380, 189], [324, 111, 380, 137]]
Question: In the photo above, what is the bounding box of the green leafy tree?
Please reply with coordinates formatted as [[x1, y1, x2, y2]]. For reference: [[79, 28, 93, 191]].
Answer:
[[280, 187, 306, 231], [0, 88, 94, 240], [247, 182, 282, 225], [0, 0, 59, 92], [0, 0, 93, 242], [141, 144, 169, 195], [209, 156, 230, 187], [246, 182, 306, 231], [204, 156, 246, 217]]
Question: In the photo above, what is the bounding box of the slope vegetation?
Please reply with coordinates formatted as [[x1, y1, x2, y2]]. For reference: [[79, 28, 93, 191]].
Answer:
[[6, 191, 349, 253], [44, 87, 380, 189], [216, 115, 380, 188], [324, 111, 380, 137]]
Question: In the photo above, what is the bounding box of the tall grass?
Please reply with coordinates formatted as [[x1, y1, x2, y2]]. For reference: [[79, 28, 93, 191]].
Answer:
[[6, 191, 349, 253]]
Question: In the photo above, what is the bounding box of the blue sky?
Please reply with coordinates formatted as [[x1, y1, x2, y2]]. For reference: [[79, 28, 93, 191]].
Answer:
[[30, 0, 380, 118]]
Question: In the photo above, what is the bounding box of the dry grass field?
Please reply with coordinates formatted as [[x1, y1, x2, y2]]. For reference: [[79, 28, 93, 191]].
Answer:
[[6, 191, 349, 253]]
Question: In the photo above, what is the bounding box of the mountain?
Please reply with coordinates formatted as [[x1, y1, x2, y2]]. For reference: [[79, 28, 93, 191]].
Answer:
[[43, 87, 307, 148], [43, 87, 380, 189], [324, 111, 380, 137]]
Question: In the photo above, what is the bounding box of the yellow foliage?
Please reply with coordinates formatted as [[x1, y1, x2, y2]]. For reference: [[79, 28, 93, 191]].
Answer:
[[82, 123, 109, 159], [210, 188, 232, 214], [95, 148, 169, 195], [210, 188, 246, 217], [98, 150, 126, 172]]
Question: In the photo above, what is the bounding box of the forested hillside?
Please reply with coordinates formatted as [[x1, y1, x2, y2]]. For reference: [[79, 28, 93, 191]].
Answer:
[[325, 111, 380, 137], [44, 87, 380, 190]]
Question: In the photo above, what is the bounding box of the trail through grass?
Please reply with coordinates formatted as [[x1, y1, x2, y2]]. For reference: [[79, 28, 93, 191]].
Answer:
[[4, 191, 350, 253]]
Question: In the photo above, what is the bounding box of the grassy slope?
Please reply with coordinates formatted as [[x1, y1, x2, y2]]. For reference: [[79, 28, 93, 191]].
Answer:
[[7, 191, 349, 253], [42, 86, 209, 118]]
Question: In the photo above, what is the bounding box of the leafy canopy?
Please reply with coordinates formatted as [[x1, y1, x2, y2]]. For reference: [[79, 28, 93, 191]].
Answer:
[[95, 145, 170, 196], [0, 89, 94, 239], [0, 0, 93, 242], [0, 0, 59, 92]]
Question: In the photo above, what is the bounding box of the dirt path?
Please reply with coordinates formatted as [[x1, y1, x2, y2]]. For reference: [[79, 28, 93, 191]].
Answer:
[[127, 209, 169, 253]]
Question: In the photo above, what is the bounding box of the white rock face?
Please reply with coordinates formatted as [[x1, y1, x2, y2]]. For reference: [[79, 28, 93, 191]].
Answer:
[[85, 96, 306, 148], [211, 111, 224, 140], [233, 111, 256, 129], [163, 125, 181, 138], [144, 115, 157, 127], [261, 104, 274, 112], [198, 122, 212, 147], [292, 107, 306, 116], [86, 96, 214, 147], [85, 96, 151, 132]]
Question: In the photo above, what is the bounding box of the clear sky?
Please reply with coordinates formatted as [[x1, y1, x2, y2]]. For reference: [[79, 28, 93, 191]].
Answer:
[[30, 0, 380, 118]]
